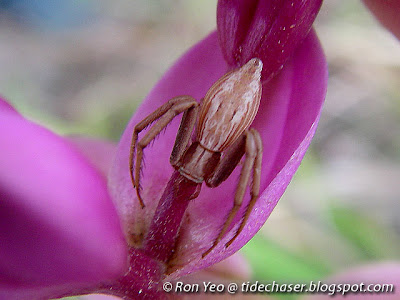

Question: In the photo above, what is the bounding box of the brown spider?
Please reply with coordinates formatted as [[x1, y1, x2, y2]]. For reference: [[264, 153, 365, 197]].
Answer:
[[129, 58, 263, 257]]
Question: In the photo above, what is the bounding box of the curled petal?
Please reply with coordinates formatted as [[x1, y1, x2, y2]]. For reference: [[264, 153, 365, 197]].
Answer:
[[217, 0, 322, 80], [109, 31, 227, 246], [110, 29, 327, 278], [183, 252, 251, 282], [363, 0, 400, 41], [0, 106, 128, 296], [169, 29, 327, 278]]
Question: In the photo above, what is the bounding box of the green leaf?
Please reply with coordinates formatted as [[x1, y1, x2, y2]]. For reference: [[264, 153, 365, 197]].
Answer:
[[242, 235, 330, 282], [330, 204, 400, 260]]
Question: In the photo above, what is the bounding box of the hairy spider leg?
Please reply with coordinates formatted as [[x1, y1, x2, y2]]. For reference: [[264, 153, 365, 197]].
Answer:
[[225, 128, 262, 248], [202, 129, 262, 257], [129, 96, 198, 208], [170, 101, 199, 167]]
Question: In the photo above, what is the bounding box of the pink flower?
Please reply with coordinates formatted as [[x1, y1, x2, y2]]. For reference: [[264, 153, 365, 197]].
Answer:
[[363, 0, 400, 41], [217, 0, 323, 80], [1, 0, 327, 299], [0, 100, 128, 299]]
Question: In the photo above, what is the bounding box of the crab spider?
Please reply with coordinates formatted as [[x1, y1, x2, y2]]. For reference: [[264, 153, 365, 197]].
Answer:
[[129, 58, 263, 257]]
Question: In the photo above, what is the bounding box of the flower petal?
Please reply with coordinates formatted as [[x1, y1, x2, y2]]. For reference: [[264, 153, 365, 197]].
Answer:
[[217, 0, 323, 80], [80, 295, 122, 300], [110, 28, 326, 278], [67, 136, 117, 178], [363, 0, 400, 41], [183, 252, 251, 283], [167, 29, 327, 278], [0, 96, 18, 114], [0, 106, 128, 295], [109, 31, 228, 245]]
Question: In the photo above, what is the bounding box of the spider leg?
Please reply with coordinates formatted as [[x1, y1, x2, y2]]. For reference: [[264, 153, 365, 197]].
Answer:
[[129, 96, 198, 208], [225, 129, 262, 248], [170, 101, 199, 168], [130, 97, 192, 190], [202, 129, 262, 257], [205, 134, 246, 188]]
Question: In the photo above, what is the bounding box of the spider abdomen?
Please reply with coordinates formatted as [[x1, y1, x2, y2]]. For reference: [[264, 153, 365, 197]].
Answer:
[[197, 58, 263, 152]]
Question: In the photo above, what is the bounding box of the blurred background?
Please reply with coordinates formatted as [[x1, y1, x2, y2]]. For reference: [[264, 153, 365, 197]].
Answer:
[[1, 1, 399, 298]]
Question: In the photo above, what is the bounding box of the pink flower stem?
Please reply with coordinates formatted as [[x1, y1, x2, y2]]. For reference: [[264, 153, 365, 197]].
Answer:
[[93, 171, 201, 299], [99, 248, 167, 300], [143, 170, 201, 263]]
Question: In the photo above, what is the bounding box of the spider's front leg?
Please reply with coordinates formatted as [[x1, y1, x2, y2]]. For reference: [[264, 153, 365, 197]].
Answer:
[[129, 96, 198, 208], [203, 128, 263, 257]]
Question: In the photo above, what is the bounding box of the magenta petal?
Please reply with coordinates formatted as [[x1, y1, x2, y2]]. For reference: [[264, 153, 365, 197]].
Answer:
[[186, 253, 251, 282], [0, 109, 128, 294], [110, 29, 327, 278], [109, 31, 228, 244], [0, 96, 18, 115], [80, 295, 121, 300], [167, 30, 327, 278], [217, 0, 322, 80], [363, 0, 400, 41], [68, 136, 117, 178]]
